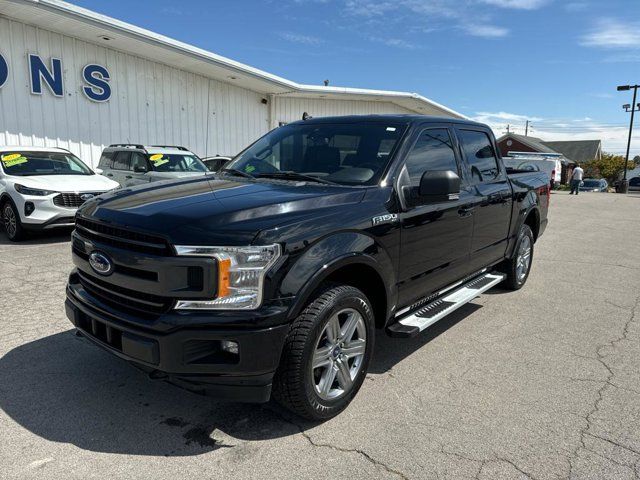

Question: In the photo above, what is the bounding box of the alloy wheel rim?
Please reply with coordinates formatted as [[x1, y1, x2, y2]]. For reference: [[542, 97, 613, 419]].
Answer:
[[516, 236, 532, 282], [311, 308, 367, 401], [3, 205, 16, 238]]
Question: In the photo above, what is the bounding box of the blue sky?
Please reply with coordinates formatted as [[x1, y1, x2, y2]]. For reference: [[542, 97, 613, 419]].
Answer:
[[73, 0, 640, 155]]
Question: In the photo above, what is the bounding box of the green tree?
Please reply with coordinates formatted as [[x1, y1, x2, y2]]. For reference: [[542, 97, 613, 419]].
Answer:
[[582, 153, 639, 184]]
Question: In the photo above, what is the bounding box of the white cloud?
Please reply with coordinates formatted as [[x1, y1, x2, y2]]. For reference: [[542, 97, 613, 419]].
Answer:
[[479, 0, 549, 9], [463, 24, 509, 37], [279, 32, 324, 45], [581, 19, 640, 49], [472, 111, 638, 155]]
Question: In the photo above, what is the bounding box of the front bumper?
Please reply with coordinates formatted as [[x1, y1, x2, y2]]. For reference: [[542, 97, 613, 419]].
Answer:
[[66, 275, 291, 403]]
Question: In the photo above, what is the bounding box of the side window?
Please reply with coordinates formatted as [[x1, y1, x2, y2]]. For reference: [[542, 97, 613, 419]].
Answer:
[[130, 153, 147, 171], [98, 151, 113, 169], [405, 128, 458, 187], [113, 151, 131, 170], [458, 130, 500, 183]]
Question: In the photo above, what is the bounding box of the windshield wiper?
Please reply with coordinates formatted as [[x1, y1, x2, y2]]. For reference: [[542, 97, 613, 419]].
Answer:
[[219, 168, 255, 179], [257, 171, 339, 185]]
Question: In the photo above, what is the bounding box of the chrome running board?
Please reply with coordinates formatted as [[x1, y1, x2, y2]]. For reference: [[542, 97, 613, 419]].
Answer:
[[387, 272, 506, 338]]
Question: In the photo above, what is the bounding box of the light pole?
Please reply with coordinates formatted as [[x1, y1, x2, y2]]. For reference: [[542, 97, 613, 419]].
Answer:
[[617, 84, 639, 193]]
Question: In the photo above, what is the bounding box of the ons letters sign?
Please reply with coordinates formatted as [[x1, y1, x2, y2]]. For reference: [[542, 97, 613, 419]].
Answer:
[[0, 53, 112, 102]]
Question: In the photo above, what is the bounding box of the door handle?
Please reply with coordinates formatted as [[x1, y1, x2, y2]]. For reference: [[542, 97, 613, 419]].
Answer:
[[125, 175, 132, 179], [106, 173, 113, 177], [458, 206, 475, 217]]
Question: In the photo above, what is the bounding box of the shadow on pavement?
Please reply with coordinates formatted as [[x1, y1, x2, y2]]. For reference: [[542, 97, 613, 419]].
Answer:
[[0, 228, 73, 246], [0, 304, 480, 456]]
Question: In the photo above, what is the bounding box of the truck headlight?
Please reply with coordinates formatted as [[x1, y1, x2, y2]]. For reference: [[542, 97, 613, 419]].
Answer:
[[14, 184, 56, 196], [173, 244, 281, 310]]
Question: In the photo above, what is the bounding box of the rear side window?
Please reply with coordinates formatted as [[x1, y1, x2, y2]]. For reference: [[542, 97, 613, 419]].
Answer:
[[458, 130, 500, 183], [405, 128, 458, 187], [630, 177, 640, 186], [113, 151, 131, 170], [98, 151, 114, 168]]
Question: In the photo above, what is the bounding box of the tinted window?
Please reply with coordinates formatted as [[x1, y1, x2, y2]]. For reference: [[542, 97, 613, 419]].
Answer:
[[228, 123, 405, 186], [405, 128, 458, 186], [0, 151, 93, 176], [113, 152, 131, 170], [147, 154, 207, 172], [130, 153, 148, 172], [630, 177, 640, 186], [458, 130, 500, 183], [98, 151, 113, 169]]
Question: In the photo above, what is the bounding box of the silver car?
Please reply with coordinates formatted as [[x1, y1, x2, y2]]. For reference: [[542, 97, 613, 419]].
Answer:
[[97, 144, 208, 187]]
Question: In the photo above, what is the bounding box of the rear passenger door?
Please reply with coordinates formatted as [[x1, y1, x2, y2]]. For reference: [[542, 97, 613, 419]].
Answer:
[[111, 151, 132, 186], [455, 128, 513, 271]]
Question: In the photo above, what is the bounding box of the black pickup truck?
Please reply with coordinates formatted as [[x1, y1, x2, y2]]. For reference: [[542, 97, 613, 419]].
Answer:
[[66, 115, 548, 420]]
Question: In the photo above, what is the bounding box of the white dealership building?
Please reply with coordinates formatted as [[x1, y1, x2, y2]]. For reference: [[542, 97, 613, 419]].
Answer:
[[0, 0, 464, 167]]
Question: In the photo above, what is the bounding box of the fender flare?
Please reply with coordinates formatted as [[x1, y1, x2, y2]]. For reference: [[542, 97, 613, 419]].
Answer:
[[280, 232, 396, 323]]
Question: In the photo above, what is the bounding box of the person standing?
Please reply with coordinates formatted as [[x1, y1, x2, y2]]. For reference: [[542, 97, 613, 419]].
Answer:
[[570, 164, 584, 195]]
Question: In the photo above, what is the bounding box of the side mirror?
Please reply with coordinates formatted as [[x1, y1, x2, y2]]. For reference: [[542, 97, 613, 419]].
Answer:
[[134, 165, 148, 173], [418, 170, 461, 201], [95, 168, 103, 175]]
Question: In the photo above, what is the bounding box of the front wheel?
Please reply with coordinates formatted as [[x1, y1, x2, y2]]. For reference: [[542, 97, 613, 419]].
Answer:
[[2, 201, 26, 241], [501, 224, 534, 290], [273, 284, 375, 420]]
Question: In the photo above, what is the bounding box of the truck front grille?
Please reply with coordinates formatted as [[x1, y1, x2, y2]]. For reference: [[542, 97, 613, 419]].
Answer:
[[78, 270, 174, 319], [53, 192, 104, 208], [75, 217, 172, 256]]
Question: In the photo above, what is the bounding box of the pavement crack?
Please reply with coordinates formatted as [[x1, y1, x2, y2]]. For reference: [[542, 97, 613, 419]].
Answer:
[[269, 407, 409, 479], [569, 294, 640, 477]]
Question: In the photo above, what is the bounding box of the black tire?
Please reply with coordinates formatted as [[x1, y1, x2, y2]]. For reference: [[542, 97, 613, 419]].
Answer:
[[2, 200, 26, 242], [501, 224, 534, 290], [273, 284, 375, 420]]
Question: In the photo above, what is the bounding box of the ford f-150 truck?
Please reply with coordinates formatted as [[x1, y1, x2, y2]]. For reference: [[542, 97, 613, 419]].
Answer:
[[65, 115, 548, 420]]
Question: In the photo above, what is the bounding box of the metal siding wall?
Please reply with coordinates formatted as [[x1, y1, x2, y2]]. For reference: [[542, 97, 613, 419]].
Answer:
[[272, 97, 413, 126], [0, 18, 269, 166]]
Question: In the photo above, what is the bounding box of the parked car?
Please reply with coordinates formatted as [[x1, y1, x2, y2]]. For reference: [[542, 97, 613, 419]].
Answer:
[[502, 154, 562, 189], [0, 146, 118, 241], [202, 155, 232, 172], [97, 144, 208, 187], [629, 176, 640, 192], [580, 178, 608, 192], [66, 115, 549, 420]]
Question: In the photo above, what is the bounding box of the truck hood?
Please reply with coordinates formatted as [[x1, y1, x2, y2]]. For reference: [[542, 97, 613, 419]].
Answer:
[[11, 174, 119, 192], [147, 171, 207, 181], [79, 176, 366, 245]]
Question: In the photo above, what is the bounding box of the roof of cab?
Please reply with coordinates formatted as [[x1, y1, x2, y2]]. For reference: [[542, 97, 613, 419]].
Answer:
[[0, 146, 71, 153], [286, 114, 488, 128]]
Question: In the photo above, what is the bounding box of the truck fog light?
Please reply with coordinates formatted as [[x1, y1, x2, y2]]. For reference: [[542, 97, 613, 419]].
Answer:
[[24, 202, 35, 216], [221, 340, 239, 355]]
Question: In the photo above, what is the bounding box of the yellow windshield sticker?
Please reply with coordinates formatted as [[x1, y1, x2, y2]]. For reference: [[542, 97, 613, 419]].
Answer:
[[1, 153, 28, 167], [153, 159, 169, 166], [245, 165, 256, 173], [149, 154, 163, 161]]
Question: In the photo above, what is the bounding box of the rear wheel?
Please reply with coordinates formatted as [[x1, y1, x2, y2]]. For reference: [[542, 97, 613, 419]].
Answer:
[[273, 284, 374, 420], [501, 224, 534, 290], [2, 201, 25, 241]]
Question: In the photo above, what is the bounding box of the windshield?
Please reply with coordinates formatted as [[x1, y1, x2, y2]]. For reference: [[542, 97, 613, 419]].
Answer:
[[147, 153, 207, 173], [226, 123, 406, 186], [0, 151, 93, 176], [582, 179, 602, 187]]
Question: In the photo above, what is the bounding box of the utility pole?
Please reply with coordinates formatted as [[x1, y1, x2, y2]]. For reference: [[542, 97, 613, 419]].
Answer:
[[525, 120, 530, 136], [618, 84, 640, 193]]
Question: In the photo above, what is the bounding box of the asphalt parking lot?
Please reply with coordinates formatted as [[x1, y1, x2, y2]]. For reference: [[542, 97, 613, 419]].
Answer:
[[1, 191, 639, 479]]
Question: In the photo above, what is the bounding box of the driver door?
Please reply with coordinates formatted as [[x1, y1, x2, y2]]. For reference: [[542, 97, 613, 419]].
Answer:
[[397, 125, 475, 308]]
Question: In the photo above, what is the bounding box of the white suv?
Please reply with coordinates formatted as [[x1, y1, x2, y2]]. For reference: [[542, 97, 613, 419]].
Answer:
[[0, 146, 119, 241]]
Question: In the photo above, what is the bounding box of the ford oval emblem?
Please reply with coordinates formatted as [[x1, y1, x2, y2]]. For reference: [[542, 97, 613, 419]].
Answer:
[[89, 251, 114, 276]]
